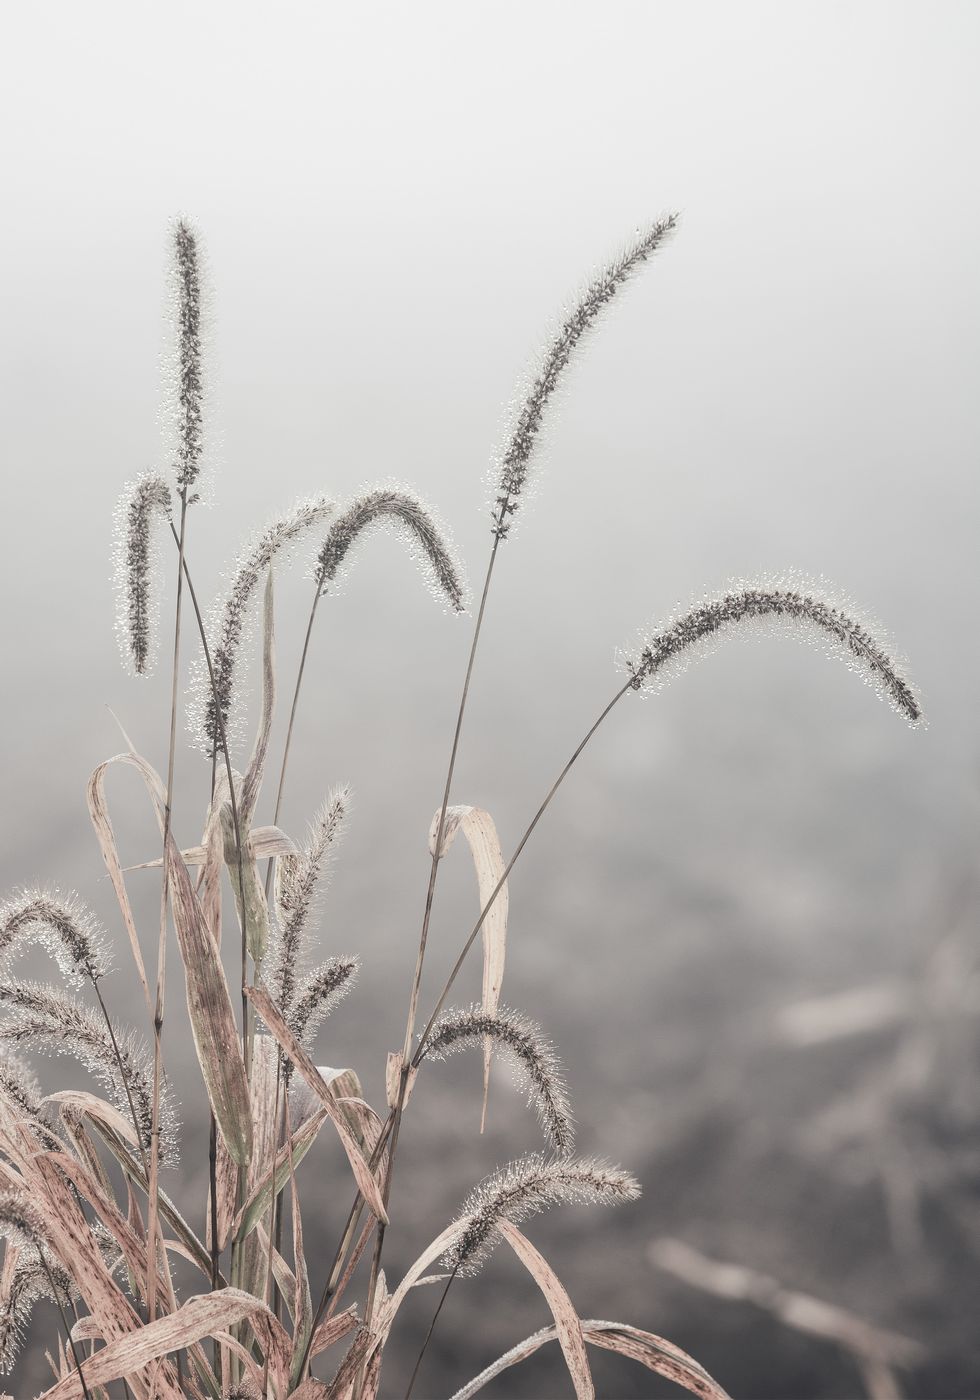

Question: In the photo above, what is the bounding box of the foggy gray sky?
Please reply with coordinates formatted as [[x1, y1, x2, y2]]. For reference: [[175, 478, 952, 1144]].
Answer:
[[2, 5, 979, 1396]]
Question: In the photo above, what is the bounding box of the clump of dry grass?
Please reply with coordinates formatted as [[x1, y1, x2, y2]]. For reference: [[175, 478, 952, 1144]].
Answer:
[[0, 212, 922, 1400]]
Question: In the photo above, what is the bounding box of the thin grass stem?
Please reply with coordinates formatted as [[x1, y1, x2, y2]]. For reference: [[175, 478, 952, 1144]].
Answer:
[[148, 487, 188, 1327], [40, 1254, 92, 1400], [404, 1265, 459, 1400]]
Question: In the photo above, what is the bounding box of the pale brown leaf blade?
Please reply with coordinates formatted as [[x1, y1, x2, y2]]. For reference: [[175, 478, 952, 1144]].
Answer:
[[448, 1318, 731, 1400], [87, 751, 253, 1166], [428, 803, 508, 1129], [496, 1220, 593, 1400], [245, 984, 388, 1223], [232, 1107, 327, 1242], [39, 1288, 274, 1399], [86, 758, 153, 1016], [241, 565, 276, 830], [167, 817, 253, 1166], [308, 1306, 360, 1363]]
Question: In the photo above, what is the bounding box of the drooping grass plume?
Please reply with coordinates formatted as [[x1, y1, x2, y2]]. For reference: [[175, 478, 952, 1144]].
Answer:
[[0, 1190, 47, 1251], [316, 486, 467, 612], [0, 1050, 62, 1151], [288, 956, 359, 1054], [442, 1154, 640, 1276], [270, 786, 351, 1012], [0, 1251, 54, 1374], [623, 582, 922, 724], [0, 982, 177, 1167], [113, 473, 173, 675], [0, 889, 109, 987], [172, 219, 205, 492], [190, 494, 335, 752], [491, 213, 679, 540], [420, 1006, 574, 1154]]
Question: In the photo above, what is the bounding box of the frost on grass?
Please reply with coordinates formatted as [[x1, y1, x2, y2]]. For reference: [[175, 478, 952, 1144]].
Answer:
[[171, 218, 206, 493], [267, 787, 359, 1070], [621, 580, 922, 724], [113, 473, 173, 676], [491, 213, 678, 541], [316, 485, 468, 613], [420, 1006, 575, 1154], [0, 981, 178, 1167], [0, 889, 109, 987], [443, 1154, 640, 1276], [189, 495, 335, 753], [0, 1051, 61, 1151]]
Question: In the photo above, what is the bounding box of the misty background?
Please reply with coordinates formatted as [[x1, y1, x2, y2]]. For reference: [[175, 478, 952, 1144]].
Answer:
[[2, 3, 979, 1396]]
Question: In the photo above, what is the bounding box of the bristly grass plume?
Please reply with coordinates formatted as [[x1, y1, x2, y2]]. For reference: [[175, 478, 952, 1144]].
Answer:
[[623, 583, 922, 724], [190, 494, 335, 751], [0, 889, 109, 987], [270, 785, 351, 1012], [172, 217, 205, 493], [491, 212, 679, 540], [420, 1005, 575, 1154], [316, 486, 467, 612], [442, 1154, 641, 1276], [113, 473, 172, 676], [0, 981, 177, 1167]]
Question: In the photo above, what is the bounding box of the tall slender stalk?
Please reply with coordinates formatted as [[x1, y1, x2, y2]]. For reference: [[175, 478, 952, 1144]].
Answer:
[[353, 537, 500, 1394], [40, 1254, 92, 1400], [147, 488, 188, 1327], [305, 677, 633, 1378], [404, 1263, 460, 1400]]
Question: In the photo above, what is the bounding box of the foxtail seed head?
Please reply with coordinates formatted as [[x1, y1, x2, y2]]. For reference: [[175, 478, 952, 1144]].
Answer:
[[443, 1153, 640, 1276], [0, 889, 109, 986], [190, 495, 335, 753], [623, 583, 922, 724], [317, 486, 467, 613], [421, 1006, 574, 1154], [113, 473, 172, 676], [492, 214, 678, 540]]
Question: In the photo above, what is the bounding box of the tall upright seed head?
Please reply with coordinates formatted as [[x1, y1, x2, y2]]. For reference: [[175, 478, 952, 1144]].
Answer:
[[113, 473, 173, 676], [288, 955, 359, 1056], [492, 213, 679, 540], [172, 217, 205, 492], [191, 495, 335, 752], [443, 1154, 640, 1276], [623, 583, 922, 724], [316, 487, 467, 612], [270, 785, 352, 1013]]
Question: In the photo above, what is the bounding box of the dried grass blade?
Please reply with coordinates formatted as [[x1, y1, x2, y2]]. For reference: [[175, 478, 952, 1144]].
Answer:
[[370, 1221, 464, 1357], [241, 567, 275, 831], [428, 804, 508, 1129], [168, 818, 252, 1166], [245, 984, 389, 1223], [308, 1307, 360, 1363], [288, 1106, 314, 1390], [85, 1114, 218, 1281], [495, 1220, 593, 1400], [87, 752, 252, 1165], [38, 1289, 274, 1399], [127, 826, 294, 873], [86, 764, 152, 1016], [448, 1318, 731, 1400], [232, 1107, 327, 1242]]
